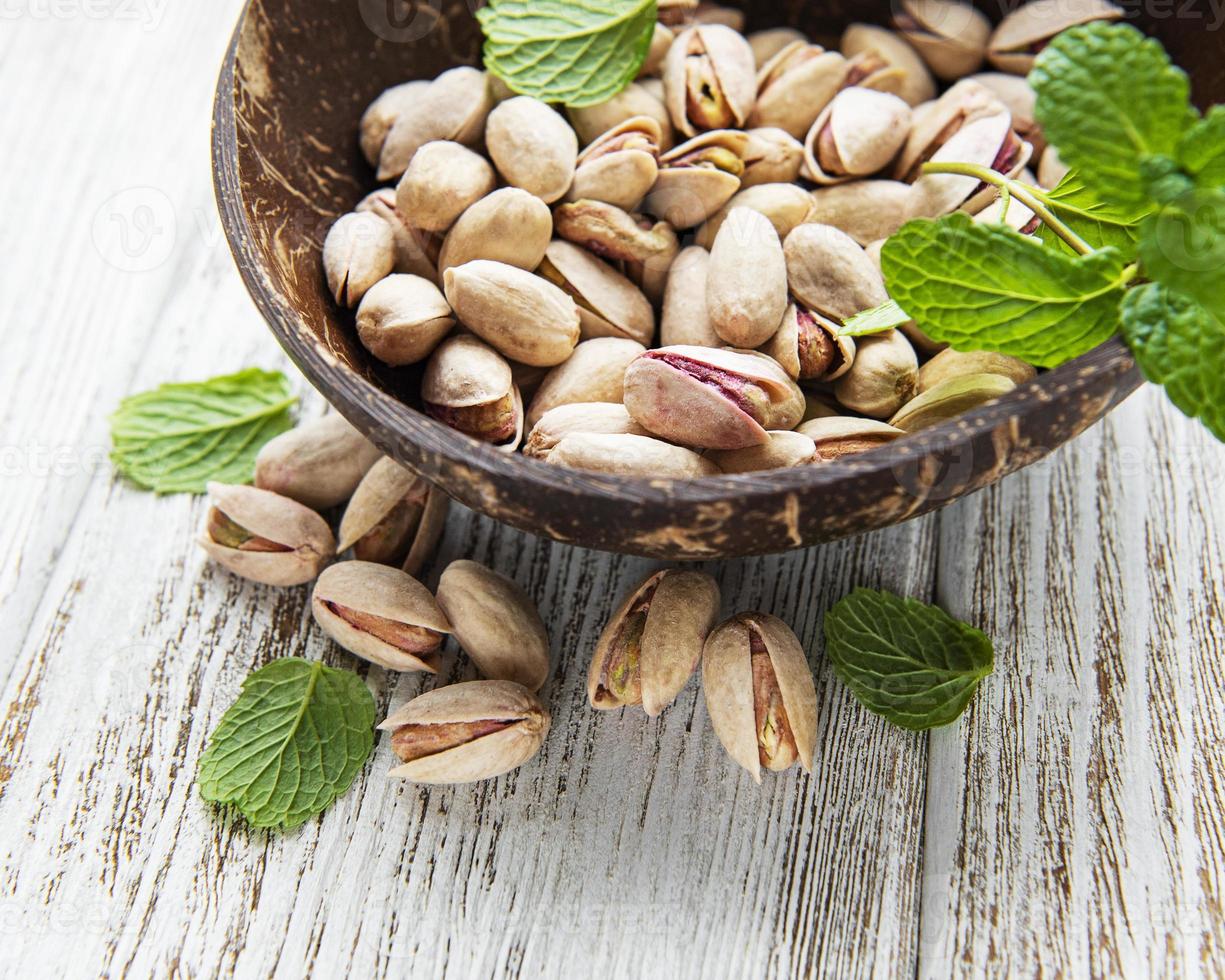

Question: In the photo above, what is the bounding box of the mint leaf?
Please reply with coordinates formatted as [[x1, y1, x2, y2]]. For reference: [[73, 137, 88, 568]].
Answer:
[[1030, 23, 1192, 208], [1178, 106, 1225, 189], [198, 659, 375, 831], [1036, 169, 1148, 255], [824, 588, 993, 731], [1138, 189, 1225, 315], [478, 0, 657, 109], [1140, 155, 1196, 206], [110, 369, 296, 494], [1121, 284, 1225, 442], [882, 215, 1130, 368], [841, 299, 911, 337]]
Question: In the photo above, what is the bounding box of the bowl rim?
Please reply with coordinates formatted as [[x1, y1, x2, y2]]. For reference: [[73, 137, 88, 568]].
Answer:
[[210, 1, 1140, 509]]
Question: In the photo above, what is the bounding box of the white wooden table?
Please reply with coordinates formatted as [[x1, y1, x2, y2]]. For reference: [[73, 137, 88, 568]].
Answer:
[[2, 5, 1223, 977]]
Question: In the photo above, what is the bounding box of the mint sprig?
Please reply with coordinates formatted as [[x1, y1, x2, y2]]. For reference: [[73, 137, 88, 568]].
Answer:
[[1179, 106, 1225, 189], [198, 659, 375, 831], [1035, 170, 1149, 255]]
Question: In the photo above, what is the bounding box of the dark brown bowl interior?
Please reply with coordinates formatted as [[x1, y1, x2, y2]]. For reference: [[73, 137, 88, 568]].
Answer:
[[212, 0, 1214, 560]]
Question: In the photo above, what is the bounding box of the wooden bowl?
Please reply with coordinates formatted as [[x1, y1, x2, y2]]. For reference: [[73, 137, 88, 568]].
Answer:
[[212, 1, 1210, 560]]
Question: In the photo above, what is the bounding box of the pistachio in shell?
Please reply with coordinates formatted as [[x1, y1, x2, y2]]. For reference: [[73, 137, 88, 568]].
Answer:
[[660, 246, 721, 348], [360, 80, 428, 168], [378, 66, 493, 181], [708, 430, 817, 473], [889, 372, 1019, 433], [762, 302, 856, 383], [546, 431, 721, 479], [798, 416, 905, 461], [394, 140, 495, 234], [747, 27, 808, 68], [356, 188, 443, 284], [323, 211, 395, 308], [485, 96, 578, 205], [199, 483, 335, 588], [783, 223, 889, 322], [841, 23, 937, 107], [695, 182, 814, 250], [255, 413, 382, 511], [832, 329, 920, 419], [526, 337, 646, 429], [523, 403, 651, 461], [748, 42, 848, 140], [437, 187, 553, 277], [663, 23, 757, 137], [421, 334, 524, 451], [640, 22, 676, 78], [642, 129, 749, 229], [567, 82, 675, 151], [707, 206, 789, 348], [802, 88, 913, 186], [893, 0, 992, 81], [567, 116, 662, 212], [989, 0, 1123, 75], [967, 72, 1045, 155], [588, 569, 720, 715], [807, 180, 916, 247], [552, 200, 679, 303], [657, 0, 698, 29], [538, 241, 656, 346], [355, 273, 454, 367], [337, 457, 448, 576], [694, 2, 745, 30], [740, 126, 805, 188]]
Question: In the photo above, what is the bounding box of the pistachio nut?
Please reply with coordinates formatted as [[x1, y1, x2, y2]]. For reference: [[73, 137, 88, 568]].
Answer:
[[919, 348, 1037, 394], [640, 23, 676, 77], [748, 27, 807, 68], [642, 129, 749, 229], [437, 187, 553, 277], [989, 0, 1123, 75], [889, 372, 1018, 432], [967, 72, 1044, 155], [623, 346, 805, 450], [783, 223, 889, 322], [356, 188, 442, 284], [707, 207, 789, 348], [1038, 145, 1068, 190], [762, 302, 856, 383], [841, 23, 937, 107], [552, 200, 679, 303], [807, 180, 915, 246], [485, 96, 578, 204], [360, 80, 428, 168], [337, 457, 448, 576], [546, 431, 720, 478], [832, 329, 920, 419], [566, 116, 662, 212], [802, 88, 913, 186], [323, 211, 395, 308], [740, 126, 804, 188], [702, 612, 818, 782], [394, 140, 495, 234], [588, 569, 720, 715], [894, 0, 992, 81], [660, 246, 721, 348], [312, 561, 451, 672], [255, 413, 382, 511], [421, 334, 524, 451], [695, 182, 814, 250], [749, 42, 848, 140], [694, 2, 745, 30], [708, 430, 817, 473], [567, 82, 675, 151], [797, 416, 904, 461], [538, 241, 656, 347], [442, 260, 580, 367], [893, 79, 1005, 182], [355, 273, 454, 367], [378, 66, 493, 181], [663, 24, 757, 137], [199, 482, 335, 587], [526, 337, 646, 429], [436, 560, 551, 692], [523, 403, 651, 461], [380, 679, 549, 783]]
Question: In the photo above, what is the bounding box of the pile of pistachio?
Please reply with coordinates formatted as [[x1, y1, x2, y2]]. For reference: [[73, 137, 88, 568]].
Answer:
[[323, 0, 1123, 477], [198, 413, 813, 783]]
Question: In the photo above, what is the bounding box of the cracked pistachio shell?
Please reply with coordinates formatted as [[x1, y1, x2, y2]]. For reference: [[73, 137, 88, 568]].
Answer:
[[356, 188, 442, 284], [833, 329, 920, 419], [566, 116, 662, 212], [395, 141, 495, 234], [553, 201, 679, 304], [539, 241, 655, 346], [337, 457, 448, 576], [663, 24, 757, 137], [890, 372, 1018, 432], [567, 83, 675, 151], [798, 416, 904, 461], [356, 274, 454, 367], [323, 212, 395, 308], [422, 334, 523, 451], [748, 27, 808, 68], [378, 66, 493, 181], [707, 207, 789, 349], [802, 88, 913, 186], [918, 348, 1038, 392], [661, 246, 721, 348], [443, 260, 580, 367], [312, 561, 451, 672], [784, 223, 889, 322], [1038, 145, 1068, 190], [526, 337, 646, 429], [255, 413, 381, 511], [967, 72, 1044, 155], [696, 182, 814, 250], [748, 43, 848, 140], [436, 560, 550, 692], [989, 0, 1123, 75], [360, 80, 429, 167], [895, 79, 1002, 181], [908, 105, 1031, 217], [199, 482, 335, 587], [437, 188, 553, 278], [640, 22, 676, 77], [841, 23, 937, 107], [588, 569, 720, 715], [708, 430, 817, 473], [894, 0, 992, 80], [643, 129, 749, 229], [702, 612, 818, 782], [624, 346, 805, 450], [808, 180, 916, 246], [741, 127, 804, 188], [485, 97, 578, 204], [524, 403, 649, 460], [547, 431, 720, 478], [380, 680, 549, 783], [763, 303, 856, 383]]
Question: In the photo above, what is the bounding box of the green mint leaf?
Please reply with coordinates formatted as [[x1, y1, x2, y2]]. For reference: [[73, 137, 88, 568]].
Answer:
[[1030, 22, 1192, 208], [198, 659, 375, 831], [1036, 169, 1148, 256], [1140, 155, 1196, 206], [110, 369, 296, 494], [882, 214, 1130, 368], [478, 0, 658, 109], [1138, 189, 1225, 316], [841, 299, 912, 337], [1178, 105, 1225, 189], [824, 588, 993, 731]]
